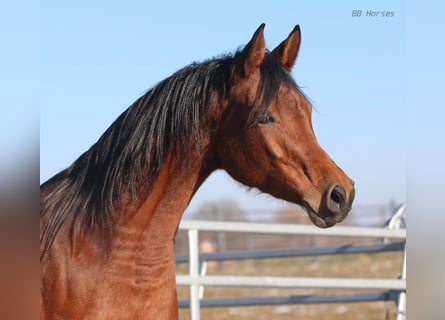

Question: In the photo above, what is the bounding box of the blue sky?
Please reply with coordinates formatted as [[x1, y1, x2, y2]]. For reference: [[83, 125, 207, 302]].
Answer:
[[39, 1, 408, 214]]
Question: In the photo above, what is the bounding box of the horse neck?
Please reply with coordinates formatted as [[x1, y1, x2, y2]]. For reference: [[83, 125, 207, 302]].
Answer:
[[41, 151, 214, 319], [112, 151, 213, 259]]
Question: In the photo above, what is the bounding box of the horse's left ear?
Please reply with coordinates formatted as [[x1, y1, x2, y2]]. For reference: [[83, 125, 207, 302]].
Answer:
[[272, 25, 301, 70], [236, 23, 266, 78]]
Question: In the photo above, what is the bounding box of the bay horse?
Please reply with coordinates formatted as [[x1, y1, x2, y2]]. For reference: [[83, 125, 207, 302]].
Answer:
[[40, 24, 355, 319]]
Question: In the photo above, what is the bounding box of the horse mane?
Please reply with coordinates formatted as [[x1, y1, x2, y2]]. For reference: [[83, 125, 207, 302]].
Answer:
[[40, 51, 297, 255]]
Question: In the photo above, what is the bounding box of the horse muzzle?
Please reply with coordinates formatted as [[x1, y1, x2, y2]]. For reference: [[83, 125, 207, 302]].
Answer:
[[304, 183, 355, 228]]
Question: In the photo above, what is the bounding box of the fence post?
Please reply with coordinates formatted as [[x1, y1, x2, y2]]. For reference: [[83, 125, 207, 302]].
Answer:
[[396, 246, 406, 320], [188, 229, 200, 320], [199, 261, 208, 299]]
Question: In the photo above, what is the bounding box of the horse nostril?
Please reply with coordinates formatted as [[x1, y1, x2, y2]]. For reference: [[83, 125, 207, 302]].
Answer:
[[331, 186, 345, 204], [328, 185, 346, 213]]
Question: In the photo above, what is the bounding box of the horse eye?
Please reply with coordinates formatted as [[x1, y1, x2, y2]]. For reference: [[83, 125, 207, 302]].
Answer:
[[258, 111, 275, 124]]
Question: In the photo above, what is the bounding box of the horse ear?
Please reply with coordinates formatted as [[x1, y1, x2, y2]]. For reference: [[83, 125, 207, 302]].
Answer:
[[236, 23, 266, 78], [272, 25, 301, 70]]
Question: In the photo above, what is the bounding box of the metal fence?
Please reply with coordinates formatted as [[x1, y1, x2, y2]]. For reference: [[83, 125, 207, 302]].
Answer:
[[176, 208, 406, 320]]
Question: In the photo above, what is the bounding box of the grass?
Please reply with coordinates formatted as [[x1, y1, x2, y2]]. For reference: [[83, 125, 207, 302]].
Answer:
[[176, 250, 403, 319]]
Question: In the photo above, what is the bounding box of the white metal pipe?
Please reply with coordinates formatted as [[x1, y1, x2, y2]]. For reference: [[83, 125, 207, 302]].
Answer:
[[179, 220, 406, 239], [199, 261, 207, 299], [188, 229, 200, 320], [176, 275, 406, 291], [396, 247, 407, 320]]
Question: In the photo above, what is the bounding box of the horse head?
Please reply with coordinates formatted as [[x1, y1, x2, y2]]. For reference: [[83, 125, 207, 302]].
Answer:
[[217, 24, 355, 228]]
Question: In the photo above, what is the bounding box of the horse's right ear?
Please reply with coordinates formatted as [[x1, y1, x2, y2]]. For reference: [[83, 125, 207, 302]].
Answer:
[[235, 24, 266, 78]]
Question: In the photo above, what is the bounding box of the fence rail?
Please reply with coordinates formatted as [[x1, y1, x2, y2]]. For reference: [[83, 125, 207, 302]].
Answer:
[[176, 216, 406, 320], [176, 241, 405, 263], [178, 291, 401, 308], [178, 220, 406, 238]]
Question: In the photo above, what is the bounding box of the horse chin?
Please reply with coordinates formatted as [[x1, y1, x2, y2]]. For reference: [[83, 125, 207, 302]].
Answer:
[[303, 202, 336, 229]]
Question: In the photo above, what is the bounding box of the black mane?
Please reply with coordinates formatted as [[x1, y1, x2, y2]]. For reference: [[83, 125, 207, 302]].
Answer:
[[40, 51, 297, 254]]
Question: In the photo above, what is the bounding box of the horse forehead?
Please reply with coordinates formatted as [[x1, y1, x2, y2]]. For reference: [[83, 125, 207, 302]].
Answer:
[[230, 71, 262, 100], [275, 84, 311, 112]]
